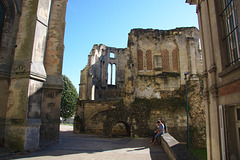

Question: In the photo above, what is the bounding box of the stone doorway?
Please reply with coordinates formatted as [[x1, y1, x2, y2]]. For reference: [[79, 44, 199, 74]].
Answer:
[[111, 121, 130, 137]]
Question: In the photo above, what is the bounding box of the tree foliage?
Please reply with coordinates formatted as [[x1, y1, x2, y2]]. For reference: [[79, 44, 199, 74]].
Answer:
[[61, 75, 78, 118]]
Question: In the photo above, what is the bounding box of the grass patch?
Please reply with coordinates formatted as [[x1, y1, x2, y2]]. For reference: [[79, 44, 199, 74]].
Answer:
[[190, 148, 207, 160]]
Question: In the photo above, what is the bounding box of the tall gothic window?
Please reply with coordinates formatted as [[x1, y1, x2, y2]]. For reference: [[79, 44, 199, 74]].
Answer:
[[107, 63, 116, 85], [0, 2, 5, 46], [221, 0, 240, 66]]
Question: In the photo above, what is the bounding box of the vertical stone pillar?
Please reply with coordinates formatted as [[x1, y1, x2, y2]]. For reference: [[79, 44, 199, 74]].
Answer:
[[4, 0, 52, 151], [188, 37, 197, 77], [0, 0, 21, 147], [40, 0, 68, 141]]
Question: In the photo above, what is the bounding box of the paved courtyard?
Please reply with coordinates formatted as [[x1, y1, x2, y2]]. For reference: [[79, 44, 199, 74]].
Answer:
[[1, 125, 169, 160]]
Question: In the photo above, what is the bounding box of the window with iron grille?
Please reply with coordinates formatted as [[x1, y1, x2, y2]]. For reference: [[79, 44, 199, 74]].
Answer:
[[220, 0, 240, 66]]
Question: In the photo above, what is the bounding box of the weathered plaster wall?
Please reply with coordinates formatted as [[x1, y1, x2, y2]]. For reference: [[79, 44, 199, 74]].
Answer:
[[126, 28, 202, 100]]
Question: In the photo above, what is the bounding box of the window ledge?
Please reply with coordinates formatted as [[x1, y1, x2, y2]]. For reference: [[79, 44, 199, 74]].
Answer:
[[219, 61, 240, 77]]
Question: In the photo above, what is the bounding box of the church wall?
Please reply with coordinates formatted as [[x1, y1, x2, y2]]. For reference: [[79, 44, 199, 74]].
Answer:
[[0, 0, 67, 151], [79, 44, 129, 101], [0, 0, 22, 146], [41, 0, 67, 142]]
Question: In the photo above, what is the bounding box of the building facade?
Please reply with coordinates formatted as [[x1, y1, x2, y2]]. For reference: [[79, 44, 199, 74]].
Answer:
[[0, 0, 67, 151], [186, 0, 240, 159], [77, 27, 206, 148]]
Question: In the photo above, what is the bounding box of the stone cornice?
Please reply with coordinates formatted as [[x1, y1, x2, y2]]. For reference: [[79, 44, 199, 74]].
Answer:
[[210, 85, 218, 98], [202, 70, 208, 78]]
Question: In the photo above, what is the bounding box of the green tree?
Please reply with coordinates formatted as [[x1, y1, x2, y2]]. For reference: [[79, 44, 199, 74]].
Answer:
[[61, 75, 78, 118]]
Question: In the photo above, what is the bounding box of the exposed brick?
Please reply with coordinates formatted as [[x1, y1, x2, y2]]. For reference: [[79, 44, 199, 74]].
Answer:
[[162, 49, 170, 71], [137, 50, 143, 70], [219, 80, 240, 96], [146, 49, 152, 70], [172, 48, 179, 71]]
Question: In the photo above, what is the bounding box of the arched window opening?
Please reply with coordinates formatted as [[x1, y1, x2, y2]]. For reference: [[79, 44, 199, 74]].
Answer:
[[91, 85, 95, 100], [110, 52, 115, 58], [112, 64, 116, 85], [107, 63, 111, 85], [0, 2, 5, 46], [107, 63, 116, 85]]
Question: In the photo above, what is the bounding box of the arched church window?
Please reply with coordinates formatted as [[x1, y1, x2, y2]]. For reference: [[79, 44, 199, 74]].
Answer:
[[107, 63, 116, 85], [112, 63, 116, 85], [108, 63, 111, 85], [0, 2, 5, 46]]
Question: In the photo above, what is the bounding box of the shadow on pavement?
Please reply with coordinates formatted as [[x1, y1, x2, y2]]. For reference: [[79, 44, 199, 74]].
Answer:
[[1, 130, 169, 160]]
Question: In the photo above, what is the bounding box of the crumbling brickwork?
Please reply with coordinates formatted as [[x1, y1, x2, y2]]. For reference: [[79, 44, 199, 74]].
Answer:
[[76, 27, 206, 148]]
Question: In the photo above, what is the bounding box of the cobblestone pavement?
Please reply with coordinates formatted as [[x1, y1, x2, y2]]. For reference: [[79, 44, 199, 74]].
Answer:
[[1, 125, 169, 160]]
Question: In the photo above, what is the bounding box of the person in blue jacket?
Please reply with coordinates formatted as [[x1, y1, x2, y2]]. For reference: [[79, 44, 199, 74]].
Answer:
[[151, 120, 165, 145]]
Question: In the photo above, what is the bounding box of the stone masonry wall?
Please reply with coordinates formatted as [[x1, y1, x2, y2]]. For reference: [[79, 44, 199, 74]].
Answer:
[[75, 98, 188, 142], [77, 27, 206, 148], [0, 0, 67, 151], [79, 44, 129, 101]]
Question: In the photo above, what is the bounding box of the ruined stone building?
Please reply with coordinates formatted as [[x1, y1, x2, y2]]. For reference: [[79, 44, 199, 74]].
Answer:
[[1, 0, 238, 158], [187, 0, 240, 159], [0, 0, 67, 151], [76, 27, 206, 148]]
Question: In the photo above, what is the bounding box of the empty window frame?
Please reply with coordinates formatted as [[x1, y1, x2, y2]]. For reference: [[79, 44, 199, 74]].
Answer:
[[107, 63, 116, 85], [110, 52, 115, 59], [220, 0, 240, 66]]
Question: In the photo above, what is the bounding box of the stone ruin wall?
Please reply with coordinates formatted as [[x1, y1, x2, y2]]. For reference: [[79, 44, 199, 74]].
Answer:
[[126, 28, 203, 100], [76, 27, 206, 148], [79, 44, 129, 101]]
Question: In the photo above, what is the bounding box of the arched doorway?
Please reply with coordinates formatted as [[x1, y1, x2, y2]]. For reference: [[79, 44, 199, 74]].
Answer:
[[111, 121, 130, 137]]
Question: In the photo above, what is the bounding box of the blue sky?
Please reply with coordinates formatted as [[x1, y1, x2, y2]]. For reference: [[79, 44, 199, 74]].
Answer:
[[62, 0, 198, 93]]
